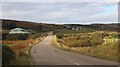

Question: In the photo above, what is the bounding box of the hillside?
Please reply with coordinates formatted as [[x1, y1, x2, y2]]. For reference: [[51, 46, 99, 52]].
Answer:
[[64, 23, 119, 32], [0, 19, 119, 33], [0, 19, 64, 32]]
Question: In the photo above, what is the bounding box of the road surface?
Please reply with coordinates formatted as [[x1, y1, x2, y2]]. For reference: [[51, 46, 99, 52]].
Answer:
[[30, 32, 118, 65]]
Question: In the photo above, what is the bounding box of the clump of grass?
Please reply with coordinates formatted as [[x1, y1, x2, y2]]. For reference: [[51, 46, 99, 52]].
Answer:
[[61, 33, 104, 47]]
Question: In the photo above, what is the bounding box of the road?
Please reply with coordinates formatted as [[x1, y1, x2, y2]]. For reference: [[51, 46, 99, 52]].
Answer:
[[30, 32, 118, 65]]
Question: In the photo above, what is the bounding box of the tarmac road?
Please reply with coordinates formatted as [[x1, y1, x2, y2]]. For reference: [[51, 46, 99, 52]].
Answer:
[[30, 32, 118, 65]]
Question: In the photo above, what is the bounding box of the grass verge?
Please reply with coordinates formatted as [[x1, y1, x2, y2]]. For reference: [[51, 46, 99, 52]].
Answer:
[[52, 35, 119, 62], [1, 36, 46, 65]]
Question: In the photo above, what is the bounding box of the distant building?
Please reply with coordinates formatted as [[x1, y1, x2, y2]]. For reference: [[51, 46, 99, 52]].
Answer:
[[72, 27, 84, 30], [9, 28, 30, 34], [66, 27, 72, 30], [65, 27, 82, 30]]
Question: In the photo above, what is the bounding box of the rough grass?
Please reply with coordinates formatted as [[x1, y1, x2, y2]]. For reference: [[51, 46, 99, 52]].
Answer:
[[1, 39, 33, 65], [52, 35, 119, 62], [71, 41, 118, 62], [9, 53, 32, 65], [52, 35, 70, 51], [1, 36, 46, 65], [2, 39, 34, 54], [52, 35, 61, 48]]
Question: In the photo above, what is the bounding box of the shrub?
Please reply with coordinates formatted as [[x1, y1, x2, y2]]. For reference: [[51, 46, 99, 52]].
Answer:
[[57, 34, 63, 39], [78, 40, 90, 47], [6, 34, 28, 40], [90, 38, 103, 46], [90, 34, 104, 46], [2, 33, 9, 40], [61, 34, 104, 47], [27, 33, 41, 39], [62, 38, 91, 47]]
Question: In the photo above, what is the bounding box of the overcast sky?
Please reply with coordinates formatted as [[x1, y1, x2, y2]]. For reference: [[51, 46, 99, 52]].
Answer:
[[1, 1, 118, 24]]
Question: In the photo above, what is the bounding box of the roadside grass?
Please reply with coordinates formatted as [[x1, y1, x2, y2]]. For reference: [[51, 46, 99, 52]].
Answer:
[[9, 53, 32, 65], [52, 35, 119, 62], [2, 39, 34, 54], [1, 36, 46, 65], [52, 35, 61, 48], [52, 35, 78, 51], [91, 43, 118, 61]]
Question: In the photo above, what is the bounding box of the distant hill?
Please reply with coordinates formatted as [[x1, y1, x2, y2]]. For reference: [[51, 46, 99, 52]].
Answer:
[[0, 19, 119, 33], [0, 19, 64, 32], [64, 23, 119, 32], [90, 23, 119, 31]]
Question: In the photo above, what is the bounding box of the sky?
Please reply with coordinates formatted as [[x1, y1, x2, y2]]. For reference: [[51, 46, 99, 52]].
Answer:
[[0, 0, 119, 24]]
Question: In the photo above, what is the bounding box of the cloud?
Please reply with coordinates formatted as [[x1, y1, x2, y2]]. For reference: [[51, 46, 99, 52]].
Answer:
[[1, 0, 119, 2], [46, 12, 67, 19], [3, 10, 27, 17], [1, 2, 118, 24], [85, 12, 117, 22]]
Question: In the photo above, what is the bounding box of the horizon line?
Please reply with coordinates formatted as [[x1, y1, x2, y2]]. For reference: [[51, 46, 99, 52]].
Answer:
[[1, 18, 118, 25]]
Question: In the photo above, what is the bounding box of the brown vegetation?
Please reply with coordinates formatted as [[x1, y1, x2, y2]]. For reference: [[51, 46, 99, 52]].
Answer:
[[2, 39, 33, 53], [53, 30, 119, 62]]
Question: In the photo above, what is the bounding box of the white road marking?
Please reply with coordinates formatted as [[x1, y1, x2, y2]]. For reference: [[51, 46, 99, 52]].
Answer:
[[69, 61, 80, 65]]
